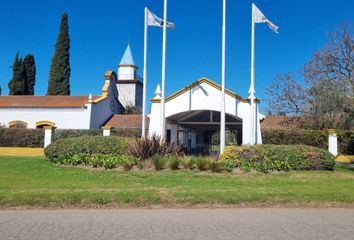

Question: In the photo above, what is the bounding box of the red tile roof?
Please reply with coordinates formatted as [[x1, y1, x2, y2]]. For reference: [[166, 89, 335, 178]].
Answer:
[[0, 96, 100, 108], [104, 114, 149, 129], [261, 115, 303, 130]]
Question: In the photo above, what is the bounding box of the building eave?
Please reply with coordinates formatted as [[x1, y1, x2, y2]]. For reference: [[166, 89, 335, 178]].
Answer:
[[150, 77, 260, 103]]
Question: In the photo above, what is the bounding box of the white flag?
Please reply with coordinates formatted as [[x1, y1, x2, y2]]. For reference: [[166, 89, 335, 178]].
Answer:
[[253, 4, 279, 33], [147, 9, 175, 30]]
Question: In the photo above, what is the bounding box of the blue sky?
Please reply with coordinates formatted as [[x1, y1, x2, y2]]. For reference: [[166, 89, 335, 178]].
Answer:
[[0, 0, 353, 111]]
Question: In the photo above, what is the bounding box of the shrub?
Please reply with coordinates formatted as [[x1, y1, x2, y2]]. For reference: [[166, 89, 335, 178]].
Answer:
[[123, 162, 134, 171], [153, 155, 166, 170], [262, 129, 354, 155], [167, 156, 179, 170], [128, 135, 184, 161], [219, 159, 238, 172], [193, 156, 210, 171], [52, 129, 102, 141], [0, 128, 44, 147], [111, 128, 141, 138], [45, 136, 130, 163], [210, 161, 222, 172], [179, 157, 195, 170], [262, 129, 328, 149], [338, 131, 354, 155], [220, 145, 336, 172], [89, 154, 105, 168]]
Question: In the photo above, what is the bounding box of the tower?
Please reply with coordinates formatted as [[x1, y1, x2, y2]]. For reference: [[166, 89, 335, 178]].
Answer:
[[117, 44, 143, 109]]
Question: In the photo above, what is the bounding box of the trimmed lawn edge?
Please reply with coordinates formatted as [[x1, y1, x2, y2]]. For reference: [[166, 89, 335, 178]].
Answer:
[[2, 201, 354, 210]]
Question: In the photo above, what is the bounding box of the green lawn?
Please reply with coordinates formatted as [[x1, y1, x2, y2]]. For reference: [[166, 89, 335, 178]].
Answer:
[[0, 156, 354, 208]]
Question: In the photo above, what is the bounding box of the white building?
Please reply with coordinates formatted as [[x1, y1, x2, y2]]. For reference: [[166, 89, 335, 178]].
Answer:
[[0, 45, 141, 130], [148, 78, 264, 151], [0, 71, 123, 129], [116, 44, 143, 109], [0, 44, 263, 151]]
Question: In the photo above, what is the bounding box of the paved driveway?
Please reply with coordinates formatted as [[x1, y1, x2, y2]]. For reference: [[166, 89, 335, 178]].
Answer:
[[0, 208, 353, 240]]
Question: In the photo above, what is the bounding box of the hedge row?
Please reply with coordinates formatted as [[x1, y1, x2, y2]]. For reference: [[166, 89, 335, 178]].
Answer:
[[262, 129, 354, 155], [52, 128, 141, 141], [0, 128, 44, 147], [45, 136, 130, 163], [220, 145, 335, 172]]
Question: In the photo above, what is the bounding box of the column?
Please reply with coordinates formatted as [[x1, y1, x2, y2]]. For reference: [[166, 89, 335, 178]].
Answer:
[[44, 126, 54, 148], [102, 126, 111, 137], [328, 129, 338, 156]]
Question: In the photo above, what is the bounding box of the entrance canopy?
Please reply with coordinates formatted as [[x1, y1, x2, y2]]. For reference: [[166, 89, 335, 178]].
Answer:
[[149, 77, 263, 147], [167, 110, 242, 130]]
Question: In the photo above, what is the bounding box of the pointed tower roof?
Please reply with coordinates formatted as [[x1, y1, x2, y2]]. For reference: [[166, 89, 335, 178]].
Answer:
[[119, 44, 135, 66]]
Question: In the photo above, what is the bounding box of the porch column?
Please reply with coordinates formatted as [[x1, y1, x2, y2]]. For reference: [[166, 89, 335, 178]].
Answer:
[[170, 124, 178, 146], [183, 128, 189, 147], [191, 130, 197, 149], [102, 126, 111, 137]]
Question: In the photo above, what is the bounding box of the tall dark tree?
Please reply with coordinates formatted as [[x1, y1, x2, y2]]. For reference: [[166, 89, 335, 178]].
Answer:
[[8, 53, 26, 95], [47, 13, 71, 95], [23, 54, 36, 95]]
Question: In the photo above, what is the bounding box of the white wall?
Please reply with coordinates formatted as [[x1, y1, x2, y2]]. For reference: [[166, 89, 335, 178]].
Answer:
[[149, 80, 262, 145], [117, 83, 136, 109], [118, 66, 135, 80], [0, 107, 91, 129]]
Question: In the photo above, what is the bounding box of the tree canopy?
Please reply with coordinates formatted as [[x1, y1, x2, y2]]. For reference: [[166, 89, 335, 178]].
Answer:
[[266, 23, 354, 130], [7, 53, 36, 95], [47, 13, 71, 95]]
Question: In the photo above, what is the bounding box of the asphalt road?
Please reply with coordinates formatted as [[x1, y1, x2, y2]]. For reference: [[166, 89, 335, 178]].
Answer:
[[0, 208, 353, 240]]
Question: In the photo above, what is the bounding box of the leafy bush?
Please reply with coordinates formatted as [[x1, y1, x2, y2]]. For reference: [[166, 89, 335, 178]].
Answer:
[[111, 128, 141, 138], [219, 159, 238, 172], [52, 129, 102, 141], [153, 155, 166, 170], [128, 135, 184, 161], [45, 136, 130, 163], [220, 145, 336, 172], [167, 156, 179, 170], [338, 131, 354, 155], [262, 129, 328, 149], [0, 128, 44, 147]]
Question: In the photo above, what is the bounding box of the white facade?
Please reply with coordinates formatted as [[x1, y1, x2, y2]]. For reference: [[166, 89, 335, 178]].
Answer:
[[149, 78, 264, 149], [0, 71, 123, 129]]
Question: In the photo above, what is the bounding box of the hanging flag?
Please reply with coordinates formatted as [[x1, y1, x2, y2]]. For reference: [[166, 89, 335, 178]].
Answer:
[[254, 4, 279, 33], [147, 8, 175, 30]]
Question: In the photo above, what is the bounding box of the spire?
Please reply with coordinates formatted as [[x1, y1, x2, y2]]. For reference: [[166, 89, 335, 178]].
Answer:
[[153, 84, 162, 99], [119, 44, 135, 65]]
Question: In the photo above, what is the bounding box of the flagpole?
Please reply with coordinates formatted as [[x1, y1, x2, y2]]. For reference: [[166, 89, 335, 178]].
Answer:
[[160, 0, 168, 140], [142, 7, 148, 139], [249, 3, 256, 145], [220, 0, 226, 154]]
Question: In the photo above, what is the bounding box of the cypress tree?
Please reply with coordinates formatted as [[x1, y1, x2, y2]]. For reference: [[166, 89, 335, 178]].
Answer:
[[47, 13, 71, 95], [23, 54, 36, 95], [8, 53, 26, 95]]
